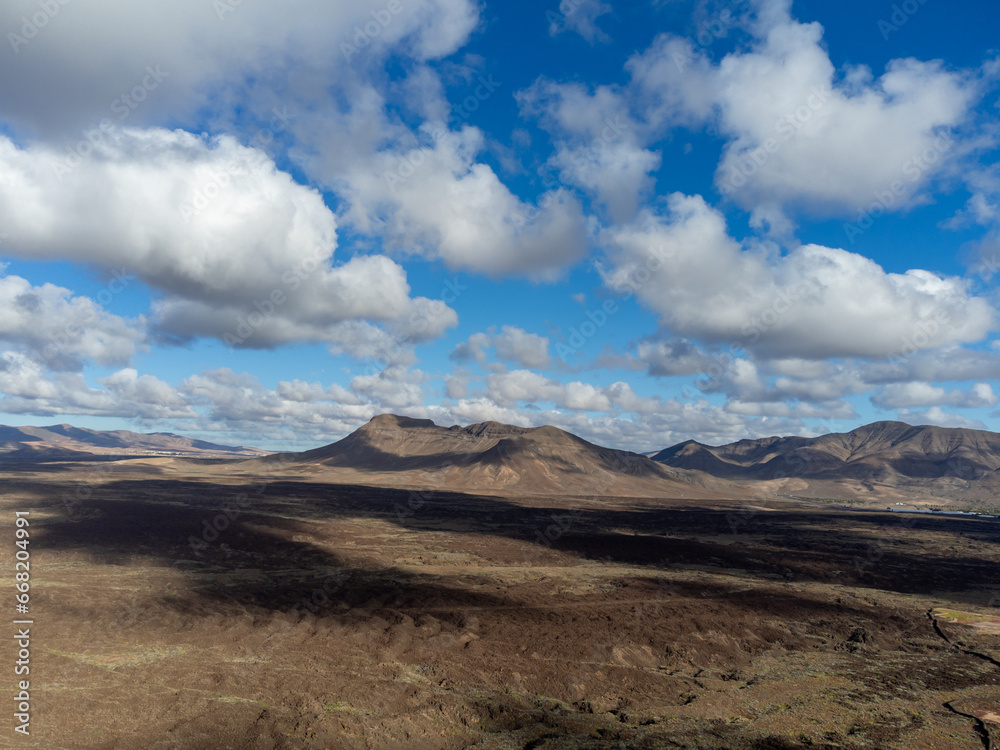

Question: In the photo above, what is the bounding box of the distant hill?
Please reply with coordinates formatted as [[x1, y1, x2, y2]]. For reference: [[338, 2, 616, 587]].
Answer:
[[248, 414, 731, 498], [0, 423, 267, 460], [653, 421, 1000, 505], [12, 416, 995, 506]]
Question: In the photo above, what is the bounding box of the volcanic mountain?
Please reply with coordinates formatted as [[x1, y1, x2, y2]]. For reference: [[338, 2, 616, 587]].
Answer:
[[0, 423, 265, 460], [653, 420, 1000, 504], [251, 414, 728, 498]]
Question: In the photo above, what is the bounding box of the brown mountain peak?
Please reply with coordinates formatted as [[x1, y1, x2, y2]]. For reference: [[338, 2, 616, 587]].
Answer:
[[364, 414, 437, 430], [259, 414, 728, 498]]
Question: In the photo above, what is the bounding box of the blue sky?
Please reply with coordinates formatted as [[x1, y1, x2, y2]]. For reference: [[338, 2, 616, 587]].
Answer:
[[1, 0, 999, 451]]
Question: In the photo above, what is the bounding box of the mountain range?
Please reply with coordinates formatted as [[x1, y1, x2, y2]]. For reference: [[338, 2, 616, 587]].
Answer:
[[0, 423, 265, 459], [653, 420, 1000, 503], [246, 413, 727, 498], [3, 416, 999, 506]]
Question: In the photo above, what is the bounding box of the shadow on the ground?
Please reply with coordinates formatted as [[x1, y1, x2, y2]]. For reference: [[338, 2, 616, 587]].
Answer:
[[18, 473, 1000, 612], [13, 470, 1000, 750]]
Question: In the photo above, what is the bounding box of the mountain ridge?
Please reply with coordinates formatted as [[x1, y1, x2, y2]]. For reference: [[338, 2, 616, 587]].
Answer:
[[248, 413, 729, 498], [5, 415, 999, 505], [653, 420, 1000, 504], [0, 423, 266, 459]]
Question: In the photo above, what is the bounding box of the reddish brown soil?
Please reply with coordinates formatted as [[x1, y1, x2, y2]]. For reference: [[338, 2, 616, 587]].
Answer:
[[1, 464, 999, 749]]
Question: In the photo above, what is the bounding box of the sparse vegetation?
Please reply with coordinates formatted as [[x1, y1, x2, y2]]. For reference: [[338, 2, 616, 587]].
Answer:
[[4, 431, 1000, 748]]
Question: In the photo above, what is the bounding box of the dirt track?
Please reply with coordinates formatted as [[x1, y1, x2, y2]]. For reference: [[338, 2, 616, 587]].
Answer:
[[1, 466, 999, 748]]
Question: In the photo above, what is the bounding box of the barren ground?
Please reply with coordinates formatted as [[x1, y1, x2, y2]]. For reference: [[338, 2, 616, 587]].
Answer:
[[1, 460, 999, 749]]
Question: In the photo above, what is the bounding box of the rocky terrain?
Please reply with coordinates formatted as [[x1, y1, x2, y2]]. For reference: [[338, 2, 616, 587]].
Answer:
[[2, 416, 998, 748], [654, 421, 1000, 509], [242, 414, 731, 499]]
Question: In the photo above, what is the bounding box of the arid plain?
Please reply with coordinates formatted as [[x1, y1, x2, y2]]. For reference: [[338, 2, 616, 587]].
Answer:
[[2, 416, 1000, 749]]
